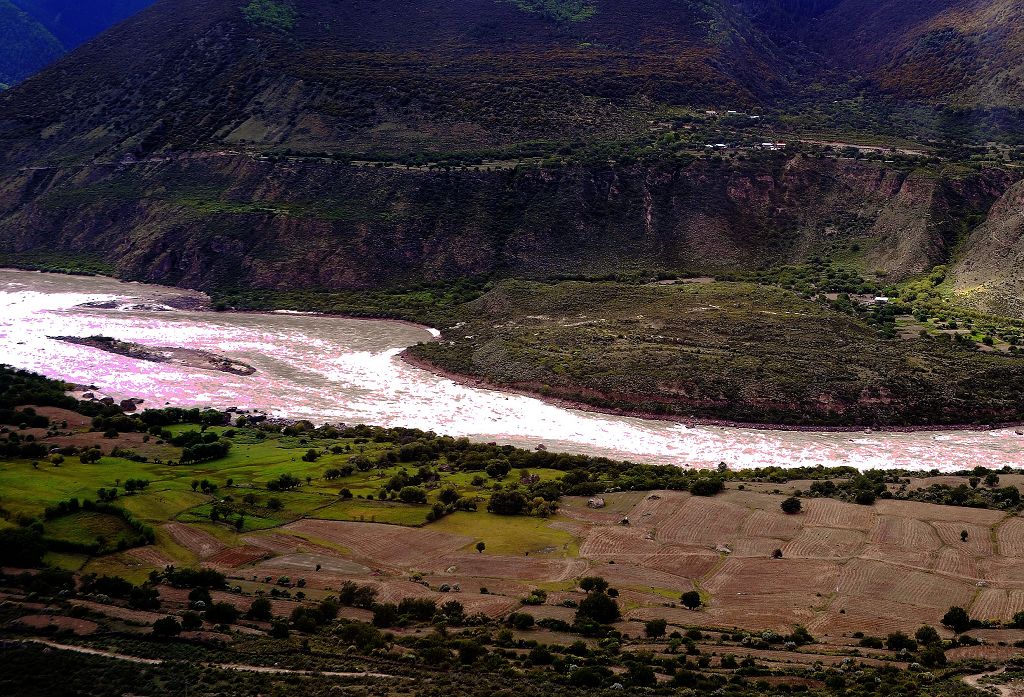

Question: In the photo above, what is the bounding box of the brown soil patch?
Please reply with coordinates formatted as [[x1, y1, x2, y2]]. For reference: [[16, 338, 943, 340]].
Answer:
[[127, 546, 175, 567], [205, 546, 270, 568], [163, 523, 226, 559], [284, 520, 470, 570], [429, 553, 586, 582], [18, 614, 98, 635], [70, 599, 165, 625]]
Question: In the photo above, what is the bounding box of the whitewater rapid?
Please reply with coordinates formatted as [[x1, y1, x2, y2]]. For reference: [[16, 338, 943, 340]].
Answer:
[[1, 269, 1021, 470]]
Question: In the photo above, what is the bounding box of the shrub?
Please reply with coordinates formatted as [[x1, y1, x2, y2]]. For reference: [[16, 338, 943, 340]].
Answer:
[[942, 606, 971, 633], [575, 591, 620, 624], [152, 616, 182, 637], [645, 618, 668, 638], [780, 497, 802, 514]]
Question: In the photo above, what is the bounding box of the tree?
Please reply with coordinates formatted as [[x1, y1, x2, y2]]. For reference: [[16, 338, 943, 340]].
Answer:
[[398, 486, 427, 504], [644, 618, 667, 638], [960, 529, 969, 542], [942, 606, 971, 633], [579, 577, 609, 594], [270, 619, 290, 639], [772, 548, 783, 559], [885, 632, 917, 652], [0, 528, 45, 567], [920, 644, 947, 667], [690, 477, 724, 497], [854, 490, 876, 506], [576, 591, 620, 624], [915, 625, 941, 646], [680, 591, 701, 610], [372, 602, 400, 628], [247, 597, 273, 621], [205, 601, 239, 625], [181, 611, 202, 631], [475, 541, 486, 554], [487, 489, 528, 515], [152, 616, 182, 637], [780, 497, 802, 514]]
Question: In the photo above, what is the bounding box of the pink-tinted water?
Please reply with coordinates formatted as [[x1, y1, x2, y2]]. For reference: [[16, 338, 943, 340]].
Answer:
[[1, 269, 1021, 470]]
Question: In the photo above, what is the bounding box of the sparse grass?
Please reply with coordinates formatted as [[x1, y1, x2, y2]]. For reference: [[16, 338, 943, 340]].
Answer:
[[311, 499, 429, 526], [44, 511, 135, 547], [428, 511, 578, 557]]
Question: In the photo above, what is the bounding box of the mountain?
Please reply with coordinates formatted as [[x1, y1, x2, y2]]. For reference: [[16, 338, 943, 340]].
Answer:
[[0, 0, 153, 87], [0, 0, 63, 87], [0, 0, 1022, 311], [802, 0, 1024, 108], [0, 0, 799, 165]]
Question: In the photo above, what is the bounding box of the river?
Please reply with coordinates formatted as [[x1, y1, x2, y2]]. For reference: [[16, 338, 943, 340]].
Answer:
[[1, 269, 1021, 470]]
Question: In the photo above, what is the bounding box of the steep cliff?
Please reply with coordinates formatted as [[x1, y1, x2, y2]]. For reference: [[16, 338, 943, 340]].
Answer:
[[953, 179, 1024, 317], [0, 153, 1013, 292]]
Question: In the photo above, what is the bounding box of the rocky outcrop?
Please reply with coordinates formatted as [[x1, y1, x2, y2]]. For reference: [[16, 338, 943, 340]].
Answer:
[[0, 154, 1015, 294], [952, 179, 1024, 318]]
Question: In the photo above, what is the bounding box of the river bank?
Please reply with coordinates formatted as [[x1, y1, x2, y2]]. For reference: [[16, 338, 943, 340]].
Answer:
[[3, 268, 1024, 470], [399, 352, 1024, 437]]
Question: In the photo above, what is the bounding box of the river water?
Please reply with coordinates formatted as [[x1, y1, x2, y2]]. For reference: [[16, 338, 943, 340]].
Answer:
[[1, 269, 1021, 470]]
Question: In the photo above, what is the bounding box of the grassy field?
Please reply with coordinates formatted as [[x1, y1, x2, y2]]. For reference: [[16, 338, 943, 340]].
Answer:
[[429, 511, 579, 557], [409, 279, 1024, 426], [44, 511, 136, 547], [5, 400, 1024, 676]]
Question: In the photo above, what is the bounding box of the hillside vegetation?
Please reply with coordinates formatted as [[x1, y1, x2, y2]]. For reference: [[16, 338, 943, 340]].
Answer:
[[409, 280, 1024, 426]]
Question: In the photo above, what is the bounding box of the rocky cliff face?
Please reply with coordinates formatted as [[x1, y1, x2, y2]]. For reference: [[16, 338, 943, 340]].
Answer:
[[953, 179, 1024, 317], [0, 154, 1013, 293]]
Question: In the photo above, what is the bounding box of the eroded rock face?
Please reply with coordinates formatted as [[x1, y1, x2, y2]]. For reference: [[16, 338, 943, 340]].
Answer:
[[0, 155, 1014, 294], [953, 179, 1024, 318]]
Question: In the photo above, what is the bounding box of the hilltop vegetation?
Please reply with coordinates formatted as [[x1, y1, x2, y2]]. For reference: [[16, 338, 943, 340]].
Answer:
[[409, 278, 1024, 426]]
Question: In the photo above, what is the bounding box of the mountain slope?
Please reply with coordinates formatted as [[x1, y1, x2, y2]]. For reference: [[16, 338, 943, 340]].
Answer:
[[0, 0, 154, 87], [0, 0, 1022, 305], [0, 0, 799, 166], [0, 0, 63, 87], [800, 0, 1024, 107]]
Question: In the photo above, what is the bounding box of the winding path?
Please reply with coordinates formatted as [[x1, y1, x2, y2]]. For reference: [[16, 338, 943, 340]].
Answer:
[[19, 638, 407, 680], [962, 667, 1024, 696]]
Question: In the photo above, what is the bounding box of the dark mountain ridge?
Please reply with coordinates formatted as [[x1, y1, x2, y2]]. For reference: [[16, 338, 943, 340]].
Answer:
[[0, 0, 153, 86], [1, 0, 1023, 315]]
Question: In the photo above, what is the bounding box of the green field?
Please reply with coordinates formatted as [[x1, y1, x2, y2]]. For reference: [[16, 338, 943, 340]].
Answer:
[[0, 413, 575, 577], [430, 511, 579, 557]]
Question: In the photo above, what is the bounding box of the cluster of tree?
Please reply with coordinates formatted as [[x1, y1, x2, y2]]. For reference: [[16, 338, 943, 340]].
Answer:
[[0, 406, 50, 428], [0, 366, 117, 418], [371, 597, 467, 628], [163, 567, 227, 590], [79, 573, 160, 610], [807, 469, 1022, 511], [266, 473, 302, 491], [179, 439, 231, 464]]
